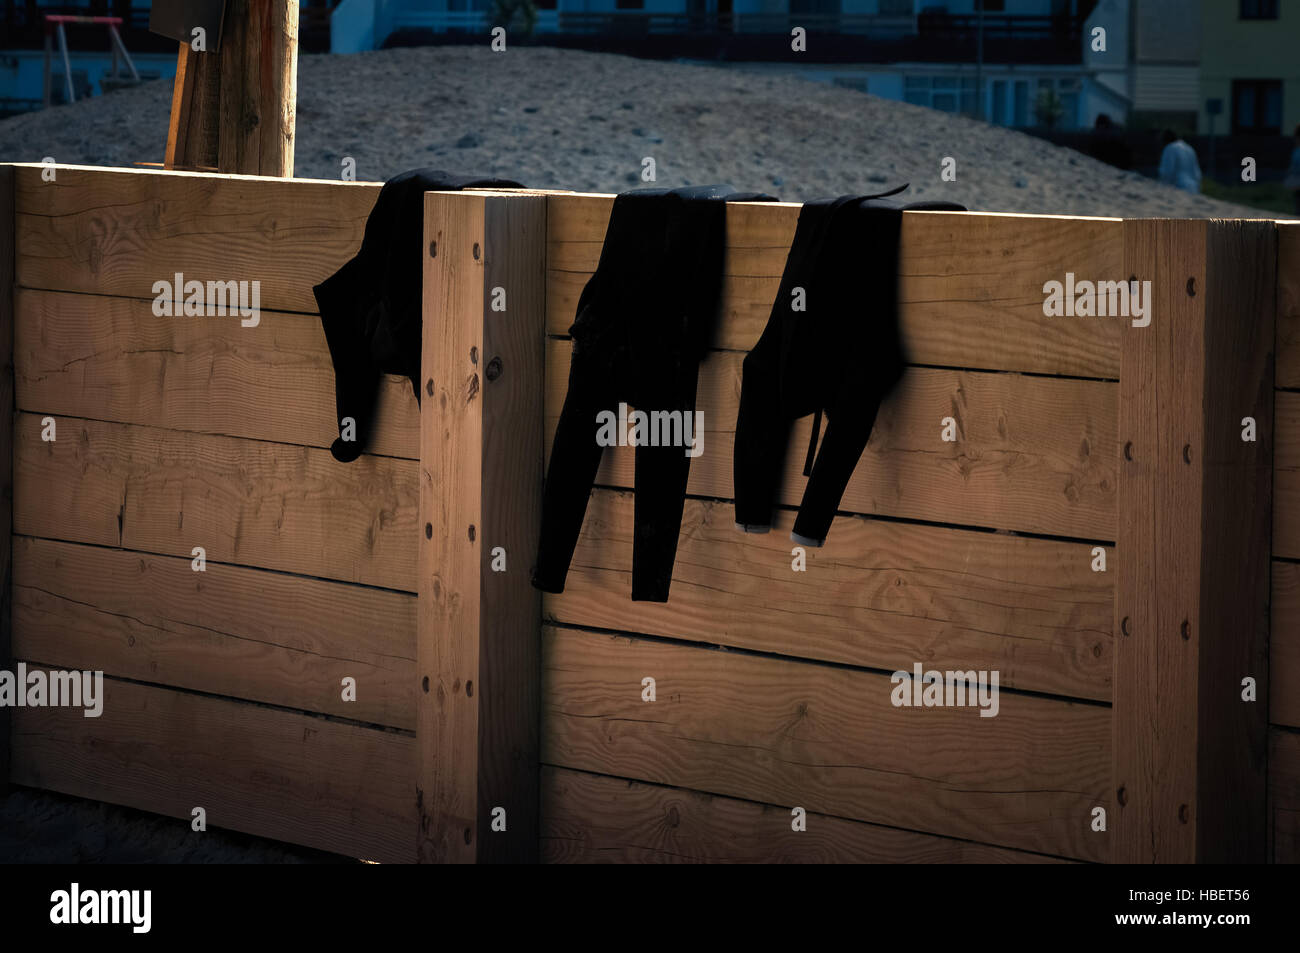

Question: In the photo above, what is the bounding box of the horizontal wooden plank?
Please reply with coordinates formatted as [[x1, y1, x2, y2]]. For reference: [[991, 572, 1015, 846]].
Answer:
[[1272, 728, 1300, 864], [11, 164, 378, 313], [1274, 560, 1300, 729], [540, 766, 1074, 863], [546, 340, 1118, 539], [13, 413, 419, 591], [545, 489, 1112, 700], [1278, 390, 1300, 559], [541, 625, 1110, 861], [1279, 223, 1300, 390], [10, 673, 415, 863], [14, 288, 419, 458], [12, 536, 416, 728], [547, 195, 1123, 377]]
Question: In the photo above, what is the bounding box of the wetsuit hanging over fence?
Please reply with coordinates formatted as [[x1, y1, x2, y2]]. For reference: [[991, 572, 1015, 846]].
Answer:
[[532, 184, 777, 603], [733, 188, 967, 546]]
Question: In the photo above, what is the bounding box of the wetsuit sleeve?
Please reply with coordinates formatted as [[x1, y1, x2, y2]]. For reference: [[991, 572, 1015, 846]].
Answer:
[[314, 257, 381, 463], [531, 340, 611, 594], [791, 398, 886, 546], [732, 326, 790, 533], [789, 200, 906, 544]]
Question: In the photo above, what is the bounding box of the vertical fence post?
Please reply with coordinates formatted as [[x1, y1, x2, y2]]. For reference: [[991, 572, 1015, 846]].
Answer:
[[417, 191, 547, 863], [1115, 219, 1274, 862], [0, 165, 13, 793]]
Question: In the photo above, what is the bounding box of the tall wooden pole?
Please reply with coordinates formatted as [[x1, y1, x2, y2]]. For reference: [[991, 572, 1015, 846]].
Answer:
[[164, 0, 298, 177]]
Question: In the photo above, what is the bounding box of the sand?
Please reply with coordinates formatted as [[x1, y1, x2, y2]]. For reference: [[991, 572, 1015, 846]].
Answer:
[[0, 44, 1276, 218]]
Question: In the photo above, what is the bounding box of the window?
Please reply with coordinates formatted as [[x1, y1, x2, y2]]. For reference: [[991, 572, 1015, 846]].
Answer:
[[903, 75, 978, 116], [992, 79, 1007, 125], [1013, 80, 1029, 126], [1240, 0, 1279, 19], [904, 76, 930, 107], [1057, 78, 1080, 127], [1232, 79, 1283, 134]]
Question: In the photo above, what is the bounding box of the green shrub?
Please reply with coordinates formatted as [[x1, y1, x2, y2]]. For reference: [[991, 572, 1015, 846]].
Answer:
[[1034, 88, 1065, 130]]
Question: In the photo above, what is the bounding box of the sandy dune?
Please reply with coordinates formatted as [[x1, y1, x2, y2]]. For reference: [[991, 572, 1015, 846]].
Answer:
[[0, 45, 1275, 218]]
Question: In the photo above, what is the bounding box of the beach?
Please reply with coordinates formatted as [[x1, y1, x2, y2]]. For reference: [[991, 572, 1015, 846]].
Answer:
[[0, 45, 1274, 218]]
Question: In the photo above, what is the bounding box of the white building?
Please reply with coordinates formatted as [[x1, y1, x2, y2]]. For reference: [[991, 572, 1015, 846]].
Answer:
[[329, 0, 1128, 130]]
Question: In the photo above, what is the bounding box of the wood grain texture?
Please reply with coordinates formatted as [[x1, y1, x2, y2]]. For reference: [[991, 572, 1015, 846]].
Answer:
[[1274, 560, 1300, 729], [262, 0, 298, 177], [0, 164, 13, 790], [163, 43, 194, 171], [540, 766, 1075, 863], [418, 192, 483, 864], [165, 42, 220, 172], [1114, 219, 1195, 864], [184, 49, 222, 172], [1113, 219, 1158, 862], [541, 625, 1111, 861], [9, 673, 414, 863], [547, 195, 1123, 376], [1273, 728, 1300, 864], [12, 536, 415, 728], [217, 1, 297, 176], [1115, 220, 1273, 864], [546, 340, 1118, 540], [545, 489, 1113, 701], [218, 0, 259, 174], [417, 192, 546, 863], [1197, 220, 1273, 863], [477, 195, 547, 863], [1278, 390, 1300, 558], [12, 413, 418, 591], [1279, 222, 1300, 390], [14, 288, 418, 458], [10, 164, 378, 313]]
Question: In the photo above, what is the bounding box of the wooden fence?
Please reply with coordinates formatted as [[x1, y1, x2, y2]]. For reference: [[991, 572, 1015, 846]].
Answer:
[[0, 162, 1295, 863]]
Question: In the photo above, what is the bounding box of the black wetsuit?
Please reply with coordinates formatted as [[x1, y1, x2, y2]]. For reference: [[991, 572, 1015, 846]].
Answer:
[[733, 188, 966, 546], [313, 168, 523, 462], [532, 185, 778, 602]]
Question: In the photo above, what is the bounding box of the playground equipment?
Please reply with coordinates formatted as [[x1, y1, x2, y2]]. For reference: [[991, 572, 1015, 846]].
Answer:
[[42, 15, 140, 107]]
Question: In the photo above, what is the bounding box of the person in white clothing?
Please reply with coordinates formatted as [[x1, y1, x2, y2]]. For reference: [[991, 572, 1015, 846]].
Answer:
[[1158, 129, 1202, 194]]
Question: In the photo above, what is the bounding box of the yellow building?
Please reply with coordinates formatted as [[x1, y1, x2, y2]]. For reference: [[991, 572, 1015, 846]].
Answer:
[[1199, 0, 1300, 135]]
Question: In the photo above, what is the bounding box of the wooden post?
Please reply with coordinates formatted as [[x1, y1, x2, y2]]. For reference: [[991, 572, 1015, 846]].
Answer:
[[164, 43, 220, 172], [417, 191, 547, 863], [219, 0, 298, 177], [164, 1, 298, 176], [0, 165, 13, 793], [1114, 219, 1275, 862]]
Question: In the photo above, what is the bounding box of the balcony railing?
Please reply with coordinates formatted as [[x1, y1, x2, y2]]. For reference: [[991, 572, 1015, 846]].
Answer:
[[389, 11, 920, 36], [386, 10, 1085, 41]]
